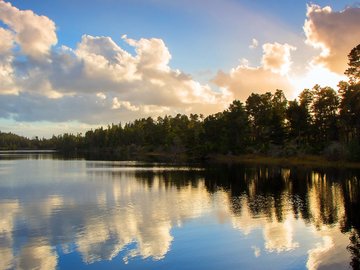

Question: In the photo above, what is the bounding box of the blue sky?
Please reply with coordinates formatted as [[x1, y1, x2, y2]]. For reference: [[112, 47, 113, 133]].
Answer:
[[5, 0, 351, 70], [0, 0, 359, 137]]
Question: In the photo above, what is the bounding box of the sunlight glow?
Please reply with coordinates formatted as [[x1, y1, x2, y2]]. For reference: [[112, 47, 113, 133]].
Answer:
[[291, 64, 346, 97]]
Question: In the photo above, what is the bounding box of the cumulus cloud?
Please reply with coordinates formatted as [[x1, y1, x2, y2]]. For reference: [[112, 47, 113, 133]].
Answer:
[[304, 4, 360, 73], [0, 28, 14, 55], [306, 229, 351, 270], [0, 60, 17, 95], [0, 200, 20, 270], [262, 42, 296, 75], [213, 42, 295, 100], [0, 165, 213, 267], [16, 240, 57, 270], [263, 219, 299, 252], [75, 35, 138, 83], [0, 1, 231, 126], [0, 1, 57, 59], [0, 28, 17, 95], [112, 98, 139, 111], [122, 35, 171, 72]]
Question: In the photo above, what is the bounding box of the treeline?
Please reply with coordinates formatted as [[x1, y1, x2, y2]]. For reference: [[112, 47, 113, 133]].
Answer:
[[50, 83, 359, 161], [1, 44, 360, 161], [0, 132, 43, 150]]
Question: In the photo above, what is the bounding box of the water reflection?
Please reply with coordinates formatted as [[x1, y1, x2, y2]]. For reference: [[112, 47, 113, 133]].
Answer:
[[0, 159, 359, 269]]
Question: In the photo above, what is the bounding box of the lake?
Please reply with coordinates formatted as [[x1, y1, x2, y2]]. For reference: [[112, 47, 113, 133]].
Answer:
[[0, 152, 359, 270]]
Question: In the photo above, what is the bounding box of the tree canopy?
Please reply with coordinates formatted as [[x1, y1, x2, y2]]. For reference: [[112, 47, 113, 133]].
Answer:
[[345, 43, 360, 84]]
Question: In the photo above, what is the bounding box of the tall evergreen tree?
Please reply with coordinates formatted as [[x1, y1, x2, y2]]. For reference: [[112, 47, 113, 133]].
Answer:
[[345, 44, 360, 84]]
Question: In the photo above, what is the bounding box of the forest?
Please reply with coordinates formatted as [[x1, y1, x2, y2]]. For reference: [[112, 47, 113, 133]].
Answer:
[[1, 44, 360, 161]]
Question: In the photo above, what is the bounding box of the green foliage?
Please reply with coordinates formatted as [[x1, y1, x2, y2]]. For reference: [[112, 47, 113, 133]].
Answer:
[[311, 85, 339, 145], [246, 90, 287, 151], [0, 132, 46, 150]]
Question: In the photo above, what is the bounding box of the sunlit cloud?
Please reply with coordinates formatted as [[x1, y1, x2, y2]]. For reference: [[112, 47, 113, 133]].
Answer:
[[0, 200, 20, 270], [112, 98, 139, 111], [306, 229, 350, 270], [262, 42, 296, 75], [263, 218, 299, 253], [213, 42, 296, 100], [304, 4, 360, 73], [16, 240, 58, 270], [291, 64, 346, 96], [0, 200, 20, 234], [223, 194, 299, 253], [0, 28, 17, 95], [0, 28, 14, 54], [0, 1, 359, 135], [0, 1, 231, 127], [72, 176, 212, 263], [0, 1, 57, 59]]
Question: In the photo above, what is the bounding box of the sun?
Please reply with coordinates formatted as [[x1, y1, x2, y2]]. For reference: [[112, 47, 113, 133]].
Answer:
[[291, 64, 347, 97]]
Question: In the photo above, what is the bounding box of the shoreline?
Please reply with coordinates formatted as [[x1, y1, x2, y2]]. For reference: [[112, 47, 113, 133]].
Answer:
[[142, 151, 360, 168], [206, 154, 360, 169], [2, 148, 360, 168]]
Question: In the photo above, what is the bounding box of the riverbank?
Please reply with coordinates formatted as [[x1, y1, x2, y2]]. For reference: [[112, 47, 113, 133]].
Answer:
[[138, 150, 360, 168], [65, 150, 360, 168], [206, 154, 360, 168], [2, 148, 360, 168]]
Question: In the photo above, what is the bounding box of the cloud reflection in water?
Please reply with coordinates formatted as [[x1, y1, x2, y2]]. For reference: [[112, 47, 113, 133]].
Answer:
[[0, 160, 358, 269]]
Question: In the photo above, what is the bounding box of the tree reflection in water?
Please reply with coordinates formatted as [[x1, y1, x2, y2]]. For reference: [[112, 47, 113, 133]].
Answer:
[[202, 165, 360, 269], [0, 160, 359, 269]]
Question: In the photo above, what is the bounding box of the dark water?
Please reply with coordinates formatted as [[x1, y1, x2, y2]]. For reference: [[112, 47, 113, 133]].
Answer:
[[0, 152, 359, 270]]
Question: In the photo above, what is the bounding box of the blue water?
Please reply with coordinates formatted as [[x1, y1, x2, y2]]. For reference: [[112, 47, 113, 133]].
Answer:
[[0, 153, 359, 269]]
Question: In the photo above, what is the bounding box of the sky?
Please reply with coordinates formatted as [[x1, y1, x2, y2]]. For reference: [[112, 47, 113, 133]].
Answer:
[[0, 0, 359, 137]]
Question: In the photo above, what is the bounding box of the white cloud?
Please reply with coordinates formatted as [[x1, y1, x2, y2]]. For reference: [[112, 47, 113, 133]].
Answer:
[[112, 98, 139, 111], [251, 246, 261, 257], [304, 4, 360, 73], [0, 28, 17, 95], [142, 104, 170, 114], [1, 0, 357, 133], [96, 92, 107, 100], [16, 240, 57, 270], [306, 229, 351, 270], [0, 0, 231, 126], [0, 200, 20, 270], [76, 35, 139, 83], [249, 38, 258, 49], [0, 1, 57, 59], [0, 60, 17, 95], [0, 170, 212, 266], [122, 35, 171, 72], [263, 218, 299, 253]]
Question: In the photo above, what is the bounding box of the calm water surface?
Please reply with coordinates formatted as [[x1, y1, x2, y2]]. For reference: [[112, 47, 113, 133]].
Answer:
[[0, 152, 359, 269]]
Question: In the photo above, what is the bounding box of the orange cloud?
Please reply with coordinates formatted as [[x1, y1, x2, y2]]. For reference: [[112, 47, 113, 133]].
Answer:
[[213, 42, 296, 101], [262, 43, 296, 75], [304, 4, 360, 74]]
